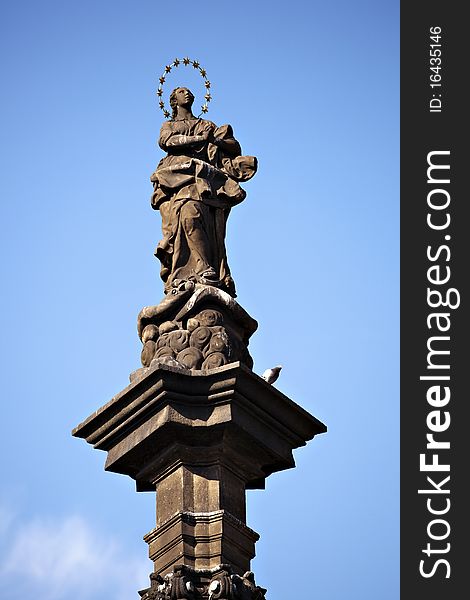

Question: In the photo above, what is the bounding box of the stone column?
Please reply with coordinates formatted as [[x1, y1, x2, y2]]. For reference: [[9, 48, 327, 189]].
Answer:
[[73, 362, 326, 598]]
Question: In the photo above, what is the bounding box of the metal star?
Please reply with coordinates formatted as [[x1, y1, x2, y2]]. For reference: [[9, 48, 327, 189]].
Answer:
[[156, 58, 212, 116]]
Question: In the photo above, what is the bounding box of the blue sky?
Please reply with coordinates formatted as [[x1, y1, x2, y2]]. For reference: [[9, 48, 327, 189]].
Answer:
[[0, 1, 399, 598]]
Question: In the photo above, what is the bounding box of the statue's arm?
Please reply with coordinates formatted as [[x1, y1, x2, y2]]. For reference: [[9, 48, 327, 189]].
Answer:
[[159, 122, 214, 151], [163, 134, 206, 149]]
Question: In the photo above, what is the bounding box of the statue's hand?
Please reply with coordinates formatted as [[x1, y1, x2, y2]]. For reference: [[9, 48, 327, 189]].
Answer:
[[201, 122, 215, 142]]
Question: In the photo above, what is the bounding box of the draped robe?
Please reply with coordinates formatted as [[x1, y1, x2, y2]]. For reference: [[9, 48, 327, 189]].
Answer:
[[150, 118, 257, 296]]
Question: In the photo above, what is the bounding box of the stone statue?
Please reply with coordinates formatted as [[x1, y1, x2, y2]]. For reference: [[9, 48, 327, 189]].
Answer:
[[132, 71, 259, 378], [150, 87, 257, 297]]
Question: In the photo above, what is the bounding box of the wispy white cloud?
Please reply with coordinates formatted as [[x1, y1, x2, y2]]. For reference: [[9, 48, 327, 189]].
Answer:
[[0, 512, 149, 600]]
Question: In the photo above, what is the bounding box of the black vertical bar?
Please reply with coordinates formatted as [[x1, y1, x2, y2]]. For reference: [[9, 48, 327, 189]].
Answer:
[[401, 3, 468, 599]]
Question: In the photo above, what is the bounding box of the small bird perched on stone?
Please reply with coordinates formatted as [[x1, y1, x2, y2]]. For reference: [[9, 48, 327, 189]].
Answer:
[[261, 365, 282, 384]]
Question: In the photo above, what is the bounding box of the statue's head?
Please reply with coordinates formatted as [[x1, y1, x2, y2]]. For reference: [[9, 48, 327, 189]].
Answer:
[[169, 87, 195, 118]]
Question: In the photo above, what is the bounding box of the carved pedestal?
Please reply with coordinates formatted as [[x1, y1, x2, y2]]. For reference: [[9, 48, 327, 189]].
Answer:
[[139, 564, 267, 600], [73, 362, 326, 597], [135, 284, 258, 375]]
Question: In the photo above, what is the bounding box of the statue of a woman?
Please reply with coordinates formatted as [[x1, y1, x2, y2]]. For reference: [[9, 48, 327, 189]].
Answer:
[[150, 87, 257, 297]]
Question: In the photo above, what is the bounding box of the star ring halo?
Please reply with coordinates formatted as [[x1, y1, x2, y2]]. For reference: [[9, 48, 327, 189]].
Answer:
[[156, 58, 212, 119]]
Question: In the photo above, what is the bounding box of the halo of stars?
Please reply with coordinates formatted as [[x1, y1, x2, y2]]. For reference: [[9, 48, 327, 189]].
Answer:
[[157, 58, 212, 119]]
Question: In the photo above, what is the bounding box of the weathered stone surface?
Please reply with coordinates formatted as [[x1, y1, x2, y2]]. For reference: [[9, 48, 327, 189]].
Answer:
[[73, 362, 325, 491], [135, 285, 258, 375], [72, 362, 326, 576], [144, 510, 258, 575]]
